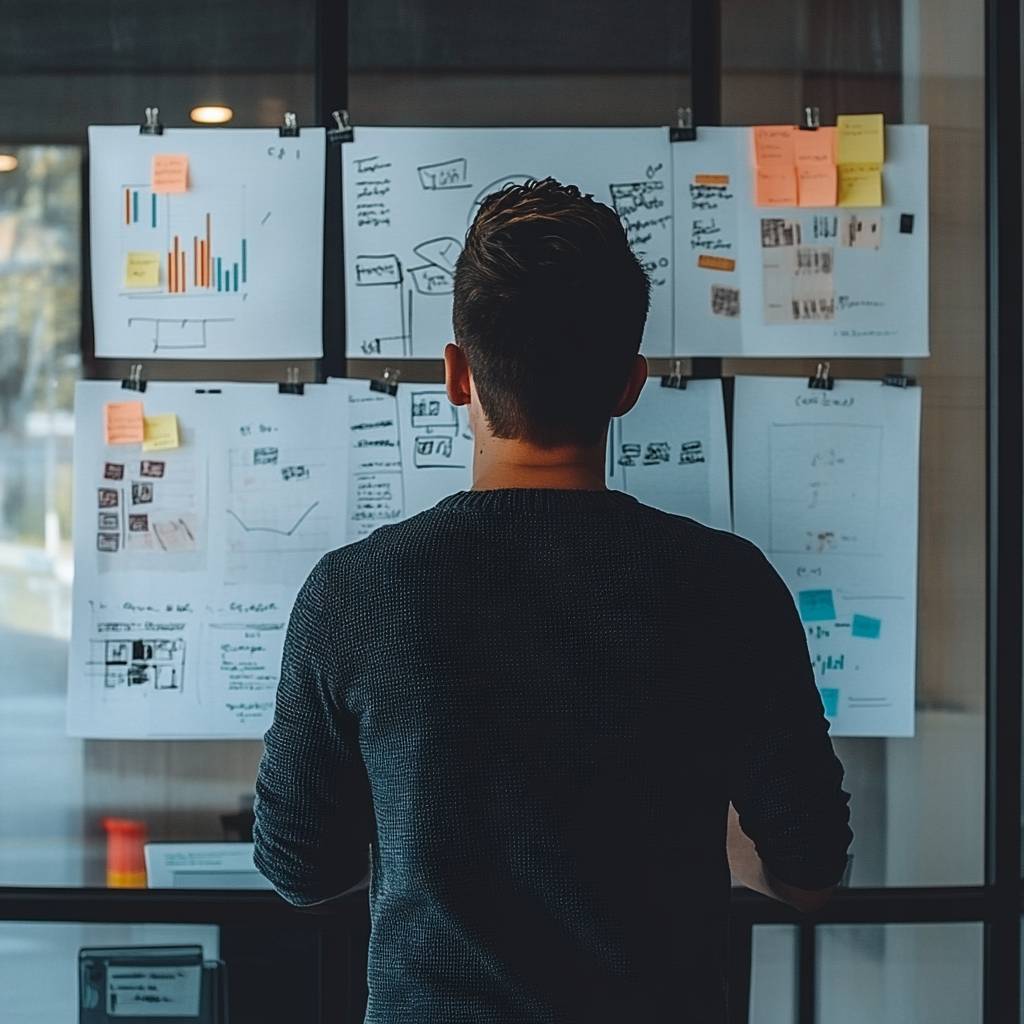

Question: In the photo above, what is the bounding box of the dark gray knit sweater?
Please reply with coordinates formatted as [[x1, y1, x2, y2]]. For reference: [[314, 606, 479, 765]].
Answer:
[[254, 488, 852, 1023]]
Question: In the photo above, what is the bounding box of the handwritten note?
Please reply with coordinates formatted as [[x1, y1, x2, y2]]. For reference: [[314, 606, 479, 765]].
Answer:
[[142, 413, 180, 451], [151, 154, 189, 193], [123, 250, 160, 288], [794, 127, 837, 207], [753, 126, 798, 207], [755, 170, 798, 207], [837, 114, 885, 166], [838, 164, 883, 207], [103, 401, 144, 445]]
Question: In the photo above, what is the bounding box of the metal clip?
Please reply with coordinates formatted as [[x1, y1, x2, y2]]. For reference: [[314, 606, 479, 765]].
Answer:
[[369, 366, 401, 396], [660, 359, 688, 390], [881, 373, 916, 388], [328, 109, 354, 144], [279, 112, 300, 138], [799, 106, 821, 132], [670, 106, 696, 143], [121, 363, 147, 393], [278, 367, 305, 394], [807, 361, 834, 390], [140, 107, 164, 136]]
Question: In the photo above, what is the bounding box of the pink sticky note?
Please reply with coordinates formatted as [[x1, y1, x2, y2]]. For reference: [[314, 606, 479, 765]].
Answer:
[[795, 127, 838, 207], [753, 126, 796, 170], [756, 168, 798, 207], [151, 154, 189, 193], [104, 401, 145, 445]]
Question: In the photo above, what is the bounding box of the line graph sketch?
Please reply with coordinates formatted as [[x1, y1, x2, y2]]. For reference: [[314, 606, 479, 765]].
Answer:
[[226, 500, 321, 537]]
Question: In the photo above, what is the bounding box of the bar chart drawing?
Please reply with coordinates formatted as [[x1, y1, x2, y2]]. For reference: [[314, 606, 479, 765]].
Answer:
[[91, 125, 325, 359]]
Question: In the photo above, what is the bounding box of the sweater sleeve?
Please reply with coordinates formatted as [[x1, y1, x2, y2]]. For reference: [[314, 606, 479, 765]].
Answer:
[[727, 541, 854, 891], [253, 555, 374, 905]]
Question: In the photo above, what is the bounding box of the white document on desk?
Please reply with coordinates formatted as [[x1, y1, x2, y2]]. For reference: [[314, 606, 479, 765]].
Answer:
[[731, 376, 921, 737]]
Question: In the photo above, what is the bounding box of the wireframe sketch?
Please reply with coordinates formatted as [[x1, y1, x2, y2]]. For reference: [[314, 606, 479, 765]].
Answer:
[[94, 637, 186, 692]]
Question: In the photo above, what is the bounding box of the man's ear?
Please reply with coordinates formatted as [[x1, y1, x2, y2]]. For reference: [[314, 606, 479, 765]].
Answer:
[[444, 343, 472, 407], [612, 354, 648, 418]]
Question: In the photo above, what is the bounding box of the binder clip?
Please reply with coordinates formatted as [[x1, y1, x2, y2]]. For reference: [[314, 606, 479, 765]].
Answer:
[[278, 367, 305, 394], [670, 107, 696, 143], [799, 106, 821, 131], [139, 107, 164, 136], [328, 109, 354, 144], [882, 373, 916, 388], [660, 359, 688, 390], [121, 364, 147, 393], [279, 112, 300, 138], [369, 367, 401, 396], [807, 361, 834, 391]]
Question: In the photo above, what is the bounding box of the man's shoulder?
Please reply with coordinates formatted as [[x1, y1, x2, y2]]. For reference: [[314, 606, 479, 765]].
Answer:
[[628, 501, 768, 568]]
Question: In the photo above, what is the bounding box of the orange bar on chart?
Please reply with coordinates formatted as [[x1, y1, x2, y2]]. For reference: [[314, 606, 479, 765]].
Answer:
[[124, 188, 131, 225], [194, 237, 199, 287], [179, 250, 185, 293]]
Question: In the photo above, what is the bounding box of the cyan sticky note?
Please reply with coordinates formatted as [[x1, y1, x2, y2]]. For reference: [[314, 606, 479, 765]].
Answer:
[[819, 687, 840, 717], [798, 589, 836, 622], [852, 614, 882, 639]]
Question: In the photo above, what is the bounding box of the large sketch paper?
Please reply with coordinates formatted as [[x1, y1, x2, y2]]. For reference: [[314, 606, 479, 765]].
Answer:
[[732, 376, 921, 737], [89, 126, 325, 359], [68, 381, 348, 739], [342, 127, 674, 358], [607, 379, 732, 531], [673, 126, 928, 357]]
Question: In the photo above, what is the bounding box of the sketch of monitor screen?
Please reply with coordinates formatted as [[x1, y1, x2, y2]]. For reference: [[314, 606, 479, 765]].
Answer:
[[144, 842, 272, 890]]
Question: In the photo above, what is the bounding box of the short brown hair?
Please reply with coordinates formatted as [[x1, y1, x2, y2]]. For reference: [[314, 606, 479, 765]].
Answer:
[[453, 177, 650, 447]]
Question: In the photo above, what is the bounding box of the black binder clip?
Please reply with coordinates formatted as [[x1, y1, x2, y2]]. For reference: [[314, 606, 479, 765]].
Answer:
[[279, 112, 300, 138], [369, 367, 401, 396], [121, 364, 147, 393], [807, 361, 834, 391], [670, 107, 696, 143], [660, 359, 688, 390], [882, 373, 916, 388], [328, 109, 354, 144], [278, 367, 305, 394], [798, 106, 821, 132], [139, 107, 164, 136]]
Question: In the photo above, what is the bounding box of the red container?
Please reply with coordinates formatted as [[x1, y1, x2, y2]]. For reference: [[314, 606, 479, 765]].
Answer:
[[102, 817, 148, 888]]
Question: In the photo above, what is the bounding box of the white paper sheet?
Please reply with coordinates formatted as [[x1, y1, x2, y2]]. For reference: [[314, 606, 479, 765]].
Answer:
[[732, 376, 921, 737], [107, 964, 201, 1018], [89, 126, 325, 359], [342, 127, 674, 358], [68, 382, 348, 739], [607, 379, 732, 531], [673, 126, 929, 357]]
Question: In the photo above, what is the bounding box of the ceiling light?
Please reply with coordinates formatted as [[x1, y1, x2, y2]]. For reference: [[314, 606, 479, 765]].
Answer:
[[0, 154, 18, 172], [190, 105, 233, 125]]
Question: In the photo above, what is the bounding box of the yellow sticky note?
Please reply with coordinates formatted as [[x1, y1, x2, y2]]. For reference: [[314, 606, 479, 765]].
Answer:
[[104, 401, 145, 445], [836, 114, 885, 166], [794, 127, 837, 207], [756, 168, 798, 207], [124, 251, 160, 288], [142, 414, 180, 452], [838, 164, 883, 207], [753, 125, 796, 170], [151, 154, 189, 193]]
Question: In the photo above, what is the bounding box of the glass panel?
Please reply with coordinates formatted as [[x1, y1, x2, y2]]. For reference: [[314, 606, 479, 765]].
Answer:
[[0, 921, 218, 1021], [348, 0, 691, 125], [721, 0, 985, 886], [816, 924, 983, 1023], [749, 925, 797, 1023]]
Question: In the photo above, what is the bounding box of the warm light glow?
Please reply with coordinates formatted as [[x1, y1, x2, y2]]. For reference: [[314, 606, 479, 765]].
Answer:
[[190, 105, 234, 125], [0, 154, 18, 172]]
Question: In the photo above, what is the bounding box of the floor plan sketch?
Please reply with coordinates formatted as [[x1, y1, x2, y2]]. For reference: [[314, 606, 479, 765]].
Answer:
[[95, 638, 186, 692]]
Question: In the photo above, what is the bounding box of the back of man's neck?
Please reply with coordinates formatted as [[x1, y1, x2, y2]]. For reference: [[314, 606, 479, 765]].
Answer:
[[471, 436, 608, 492]]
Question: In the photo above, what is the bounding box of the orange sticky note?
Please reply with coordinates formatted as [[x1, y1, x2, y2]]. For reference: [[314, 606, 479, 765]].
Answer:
[[104, 401, 145, 445], [753, 126, 796, 170], [756, 168, 798, 207], [151, 154, 189, 193], [795, 127, 837, 206]]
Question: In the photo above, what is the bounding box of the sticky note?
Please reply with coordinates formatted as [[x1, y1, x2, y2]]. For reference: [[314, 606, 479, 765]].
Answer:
[[794, 127, 837, 207], [851, 614, 882, 639], [124, 250, 160, 288], [151, 154, 189, 193], [142, 414, 180, 452], [697, 254, 736, 272], [756, 169, 798, 207], [838, 164, 883, 207], [753, 126, 796, 170], [819, 687, 840, 717], [836, 114, 885, 166], [798, 589, 837, 622], [104, 401, 144, 445]]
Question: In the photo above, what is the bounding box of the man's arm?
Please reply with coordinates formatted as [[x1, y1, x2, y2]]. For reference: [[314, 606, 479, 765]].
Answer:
[[727, 542, 853, 912], [253, 555, 374, 907]]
